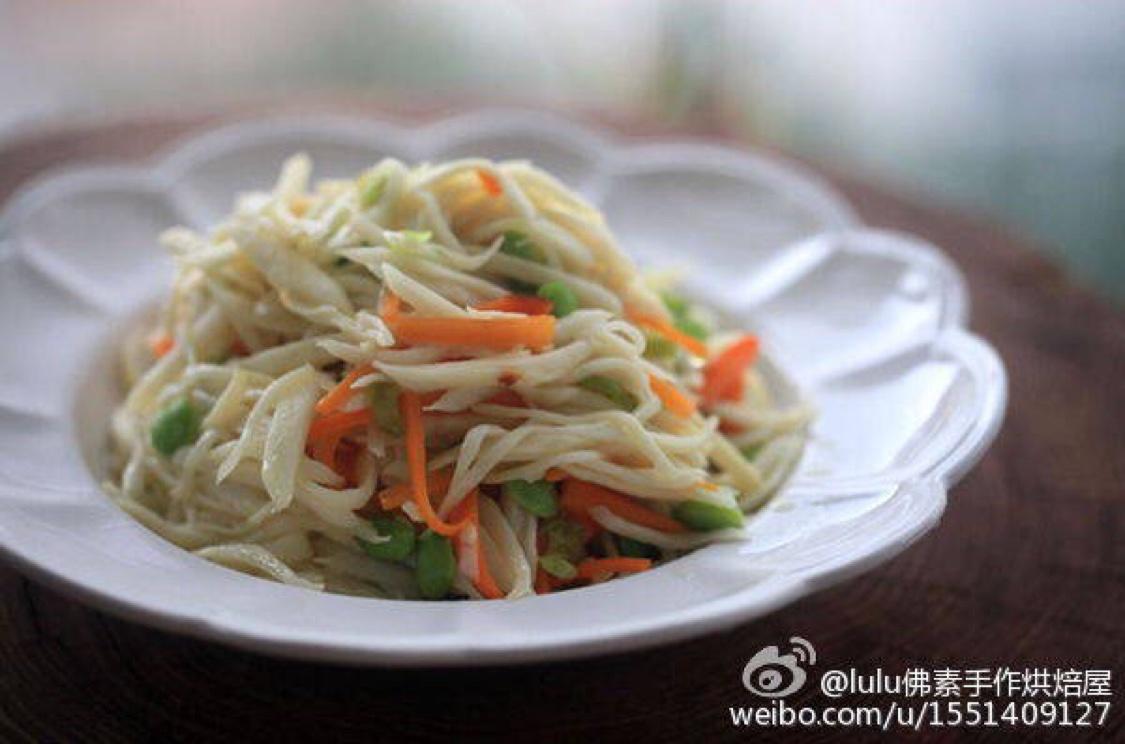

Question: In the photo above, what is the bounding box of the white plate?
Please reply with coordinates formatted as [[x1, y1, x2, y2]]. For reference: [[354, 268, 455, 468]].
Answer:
[[0, 111, 1006, 665]]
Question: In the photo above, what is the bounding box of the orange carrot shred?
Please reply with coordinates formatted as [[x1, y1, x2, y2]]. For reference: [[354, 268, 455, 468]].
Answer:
[[400, 391, 467, 537], [149, 334, 174, 358], [718, 418, 746, 435], [315, 364, 374, 415], [473, 294, 553, 315], [700, 335, 760, 407], [534, 567, 554, 594], [576, 557, 652, 580], [306, 408, 371, 478], [544, 468, 567, 482], [310, 434, 341, 471], [477, 169, 502, 196], [483, 389, 527, 408], [377, 468, 454, 512], [380, 292, 403, 322], [560, 479, 686, 534], [450, 491, 503, 599], [648, 373, 697, 418], [381, 292, 555, 351], [307, 408, 371, 444], [629, 313, 708, 358]]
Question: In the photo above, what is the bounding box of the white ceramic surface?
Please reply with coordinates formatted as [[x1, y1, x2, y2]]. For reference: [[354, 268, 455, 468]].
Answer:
[[0, 111, 1006, 665]]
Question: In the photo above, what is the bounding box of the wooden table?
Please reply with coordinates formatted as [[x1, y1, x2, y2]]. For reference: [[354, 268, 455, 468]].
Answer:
[[1, 107, 1122, 742]]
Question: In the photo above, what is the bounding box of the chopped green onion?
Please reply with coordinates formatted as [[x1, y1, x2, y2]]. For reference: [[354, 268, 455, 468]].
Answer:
[[740, 442, 765, 461], [499, 231, 545, 264], [539, 554, 577, 580], [503, 479, 558, 518], [661, 290, 709, 340], [415, 530, 456, 599], [675, 316, 709, 341], [617, 536, 660, 560], [542, 518, 587, 562], [400, 230, 432, 243], [537, 281, 578, 318], [369, 382, 403, 436], [578, 376, 638, 412], [672, 500, 745, 531], [358, 172, 387, 208], [661, 291, 690, 318], [150, 397, 201, 457], [356, 515, 415, 562], [643, 332, 679, 360]]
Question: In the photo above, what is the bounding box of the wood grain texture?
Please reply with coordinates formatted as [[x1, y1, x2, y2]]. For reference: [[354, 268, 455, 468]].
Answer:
[[1, 105, 1122, 743]]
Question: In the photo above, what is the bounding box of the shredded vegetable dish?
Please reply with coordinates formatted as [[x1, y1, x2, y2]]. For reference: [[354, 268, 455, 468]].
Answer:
[[106, 155, 810, 600]]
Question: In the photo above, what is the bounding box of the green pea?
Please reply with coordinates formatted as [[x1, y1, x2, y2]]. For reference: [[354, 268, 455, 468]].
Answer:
[[578, 376, 638, 412], [357, 171, 387, 208], [643, 332, 679, 360], [672, 500, 746, 531], [356, 515, 415, 562], [415, 530, 456, 599], [369, 382, 403, 436], [499, 230, 545, 264], [503, 479, 558, 518], [539, 554, 577, 580], [537, 281, 578, 318], [150, 397, 201, 456], [617, 536, 660, 560]]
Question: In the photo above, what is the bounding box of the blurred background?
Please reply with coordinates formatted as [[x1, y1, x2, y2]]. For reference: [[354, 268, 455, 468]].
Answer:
[[0, 0, 1122, 301]]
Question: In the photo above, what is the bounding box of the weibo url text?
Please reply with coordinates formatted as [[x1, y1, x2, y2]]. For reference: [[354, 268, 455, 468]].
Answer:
[[729, 700, 1112, 730]]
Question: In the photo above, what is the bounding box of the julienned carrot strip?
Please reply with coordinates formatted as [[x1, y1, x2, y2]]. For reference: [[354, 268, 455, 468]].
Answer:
[[310, 434, 340, 471], [629, 313, 708, 358], [700, 335, 760, 407], [560, 479, 687, 534], [334, 440, 361, 487], [378, 468, 454, 511], [450, 491, 503, 600], [473, 294, 553, 315], [308, 408, 371, 443], [648, 373, 697, 418], [544, 468, 567, 482], [149, 334, 174, 358], [381, 292, 555, 351], [718, 419, 745, 435], [400, 391, 467, 537], [477, 169, 502, 196], [576, 557, 652, 579], [380, 292, 403, 322], [315, 364, 374, 415], [307, 408, 371, 478], [484, 389, 527, 408], [391, 314, 555, 351], [534, 567, 554, 594]]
